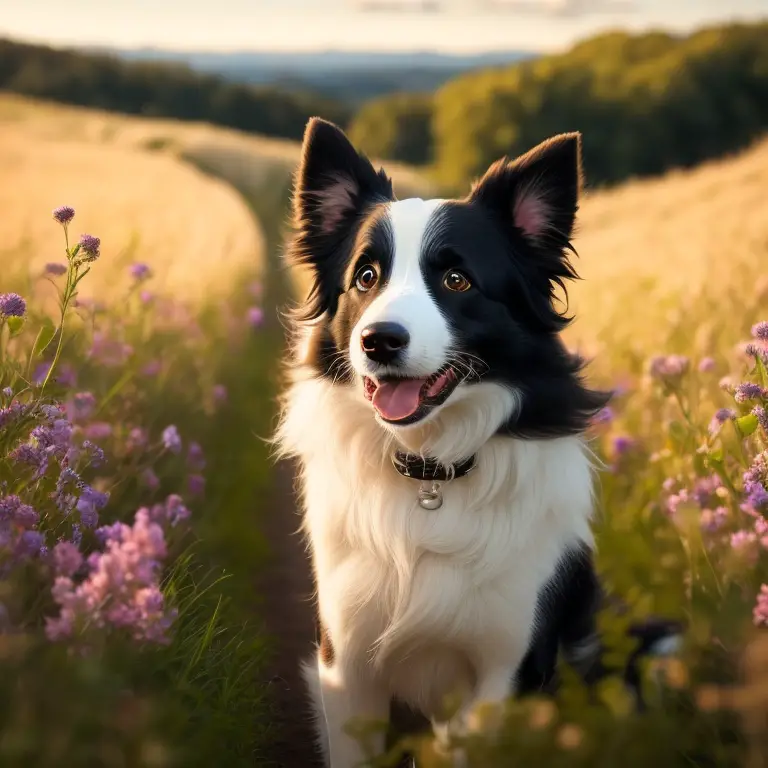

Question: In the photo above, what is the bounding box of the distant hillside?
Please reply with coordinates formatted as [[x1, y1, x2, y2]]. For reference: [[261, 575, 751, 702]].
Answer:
[[0, 38, 350, 142], [348, 21, 768, 189], [102, 48, 534, 105]]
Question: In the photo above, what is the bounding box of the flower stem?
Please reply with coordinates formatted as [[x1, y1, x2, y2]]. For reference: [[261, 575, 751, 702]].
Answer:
[[40, 241, 76, 394]]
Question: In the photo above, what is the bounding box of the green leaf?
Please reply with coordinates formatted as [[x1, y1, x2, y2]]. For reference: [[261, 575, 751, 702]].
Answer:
[[755, 355, 768, 388], [707, 446, 724, 464], [32, 317, 56, 358], [6, 316, 24, 337], [735, 414, 758, 437]]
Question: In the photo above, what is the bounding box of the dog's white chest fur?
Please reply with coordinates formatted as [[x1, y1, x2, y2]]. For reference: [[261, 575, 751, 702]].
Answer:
[[278, 376, 595, 716]]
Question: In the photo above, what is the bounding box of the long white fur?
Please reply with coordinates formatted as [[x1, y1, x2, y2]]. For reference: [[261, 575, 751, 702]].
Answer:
[[275, 199, 597, 768]]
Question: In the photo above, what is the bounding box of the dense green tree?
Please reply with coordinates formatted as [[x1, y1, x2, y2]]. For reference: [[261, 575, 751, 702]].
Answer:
[[348, 92, 433, 166], [430, 23, 768, 191], [0, 38, 350, 140]]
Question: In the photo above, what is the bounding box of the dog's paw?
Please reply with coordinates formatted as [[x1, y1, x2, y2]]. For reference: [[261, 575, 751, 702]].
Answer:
[[465, 700, 505, 739]]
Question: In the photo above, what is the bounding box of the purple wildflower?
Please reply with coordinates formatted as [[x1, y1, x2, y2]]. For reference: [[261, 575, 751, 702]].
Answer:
[[187, 442, 206, 471], [162, 425, 181, 454], [188, 474, 205, 497], [698, 357, 717, 373], [247, 306, 265, 328], [141, 468, 160, 491], [16, 531, 45, 558], [77, 234, 101, 262], [33, 418, 72, 456], [141, 360, 162, 377], [212, 384, 227, 407], [139, 290, 154, 305], [71, 524, 82, 546], [1, 387, 11, 399], [89, 332, 133, 367], [649, 354, 690, 386], [753, 406, 768, 432], [76, 485, 109, 528], [81, 440, 106, 468], [752, 322, 768, 341], [0, 401, 25, 429], [730, 530, 757, 551], [744, 481, 768, 510], [165, 494, 191, 527], [52, 206, 75, 225], [693, 474, 723, 507], [734, 382, 765, 404], [612, 435, 635, 456], [46, 508, 173, 643], [83, 422, 112, 441], [129, 263, 152, 281], [754, 585, 768, 627], [52, 541, 83, 577], [70, 391, 97, 421], [709, 407, 736, 436], [666, 488, 691, 517], [12, 502, 39, 529], [55, 468, 80, 514], [11, 443, 48, 477], [0, 293, 26, 318], [745, 343, 768, 364], [592, 406, 614, 426], [126, 427, 148, 453], [45, 262, 68, 276], [33, 361, 76, 388], [0, 495, 23, 522], [700, 506, 729, 533]]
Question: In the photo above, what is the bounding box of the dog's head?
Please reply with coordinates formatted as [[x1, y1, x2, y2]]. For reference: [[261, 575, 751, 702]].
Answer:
[[287, 118, 607, 449]]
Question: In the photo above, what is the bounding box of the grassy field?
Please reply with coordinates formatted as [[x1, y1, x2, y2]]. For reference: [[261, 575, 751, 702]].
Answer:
[[1, 93, 767, 767]]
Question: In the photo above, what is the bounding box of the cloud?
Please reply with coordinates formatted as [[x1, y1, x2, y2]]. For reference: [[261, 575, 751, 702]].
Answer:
[[354, 0, 445, 12], [476, 0, 635, 16]]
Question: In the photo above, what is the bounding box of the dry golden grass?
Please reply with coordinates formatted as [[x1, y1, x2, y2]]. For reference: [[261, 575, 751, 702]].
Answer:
[[0, 93, 431, 304], [568, 137, 768, 371], [4, 92, 765, 364], [0, 97, 265, 303]]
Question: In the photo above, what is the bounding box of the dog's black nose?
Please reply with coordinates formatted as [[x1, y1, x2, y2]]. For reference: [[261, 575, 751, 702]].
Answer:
[[360, 322, 410, 364]]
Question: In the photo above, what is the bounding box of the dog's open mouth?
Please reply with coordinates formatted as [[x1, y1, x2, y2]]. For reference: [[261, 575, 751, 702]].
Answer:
[[363, 365, 459, 425]]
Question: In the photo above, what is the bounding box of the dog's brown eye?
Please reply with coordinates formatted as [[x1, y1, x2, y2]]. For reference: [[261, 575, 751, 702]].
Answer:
[[355, 265, 378, 292], [443, 270, 471, 293]]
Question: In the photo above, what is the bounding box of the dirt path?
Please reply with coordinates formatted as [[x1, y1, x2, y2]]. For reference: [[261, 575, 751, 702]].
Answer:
[[186, 154, 422, 767], [257, 460, 324, 768]]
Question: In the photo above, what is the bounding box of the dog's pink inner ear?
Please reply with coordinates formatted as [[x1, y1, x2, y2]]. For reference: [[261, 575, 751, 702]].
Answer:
[[315, 175, 359, 235], [512, 185, 550, 239]]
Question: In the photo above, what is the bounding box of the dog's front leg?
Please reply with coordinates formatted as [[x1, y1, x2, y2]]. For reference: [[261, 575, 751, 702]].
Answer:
[[304, 651, 390, 768], [433, 665, 517, 767]]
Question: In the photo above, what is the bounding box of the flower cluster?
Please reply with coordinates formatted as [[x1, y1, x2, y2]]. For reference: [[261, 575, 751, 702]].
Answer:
[[0, 205, 211, 652], [46, 505, 177, 644], [639, 320, 768, 625]]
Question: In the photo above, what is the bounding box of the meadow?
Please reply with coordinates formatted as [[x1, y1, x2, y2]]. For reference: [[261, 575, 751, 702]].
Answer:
[[1, 92, 767, 767]]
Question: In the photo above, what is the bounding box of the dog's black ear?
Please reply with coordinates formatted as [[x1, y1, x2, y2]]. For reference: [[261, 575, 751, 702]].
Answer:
[[469, 133, 582, 248], [293, 117, 394, 241]]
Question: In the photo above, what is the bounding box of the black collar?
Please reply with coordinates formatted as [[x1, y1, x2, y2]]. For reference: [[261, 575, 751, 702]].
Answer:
[[391, 450, 476, 482]]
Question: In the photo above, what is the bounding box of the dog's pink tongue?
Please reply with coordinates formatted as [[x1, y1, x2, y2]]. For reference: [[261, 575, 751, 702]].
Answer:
[[372, 379, 426, 421]]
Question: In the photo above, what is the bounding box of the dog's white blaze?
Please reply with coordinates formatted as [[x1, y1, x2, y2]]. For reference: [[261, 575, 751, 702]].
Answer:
[[348, 198, 452, 379], [276, 373, 595, 767]]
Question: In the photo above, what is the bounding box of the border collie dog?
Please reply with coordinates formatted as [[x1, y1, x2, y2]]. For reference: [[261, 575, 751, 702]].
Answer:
[[276, 118, 671, 767]]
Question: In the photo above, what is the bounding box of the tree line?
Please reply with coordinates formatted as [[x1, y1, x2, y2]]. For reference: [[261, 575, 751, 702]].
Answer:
[[0, 38, 350, 141], [3, 23, 767, 191], [349, 22, 768, 190]]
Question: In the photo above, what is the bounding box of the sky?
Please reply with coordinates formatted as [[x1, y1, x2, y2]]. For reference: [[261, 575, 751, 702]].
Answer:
[[2, 0, 766, 54]]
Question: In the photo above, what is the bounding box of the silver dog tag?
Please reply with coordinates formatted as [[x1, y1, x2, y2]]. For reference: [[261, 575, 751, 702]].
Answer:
[[418, 481, 443, 510]]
